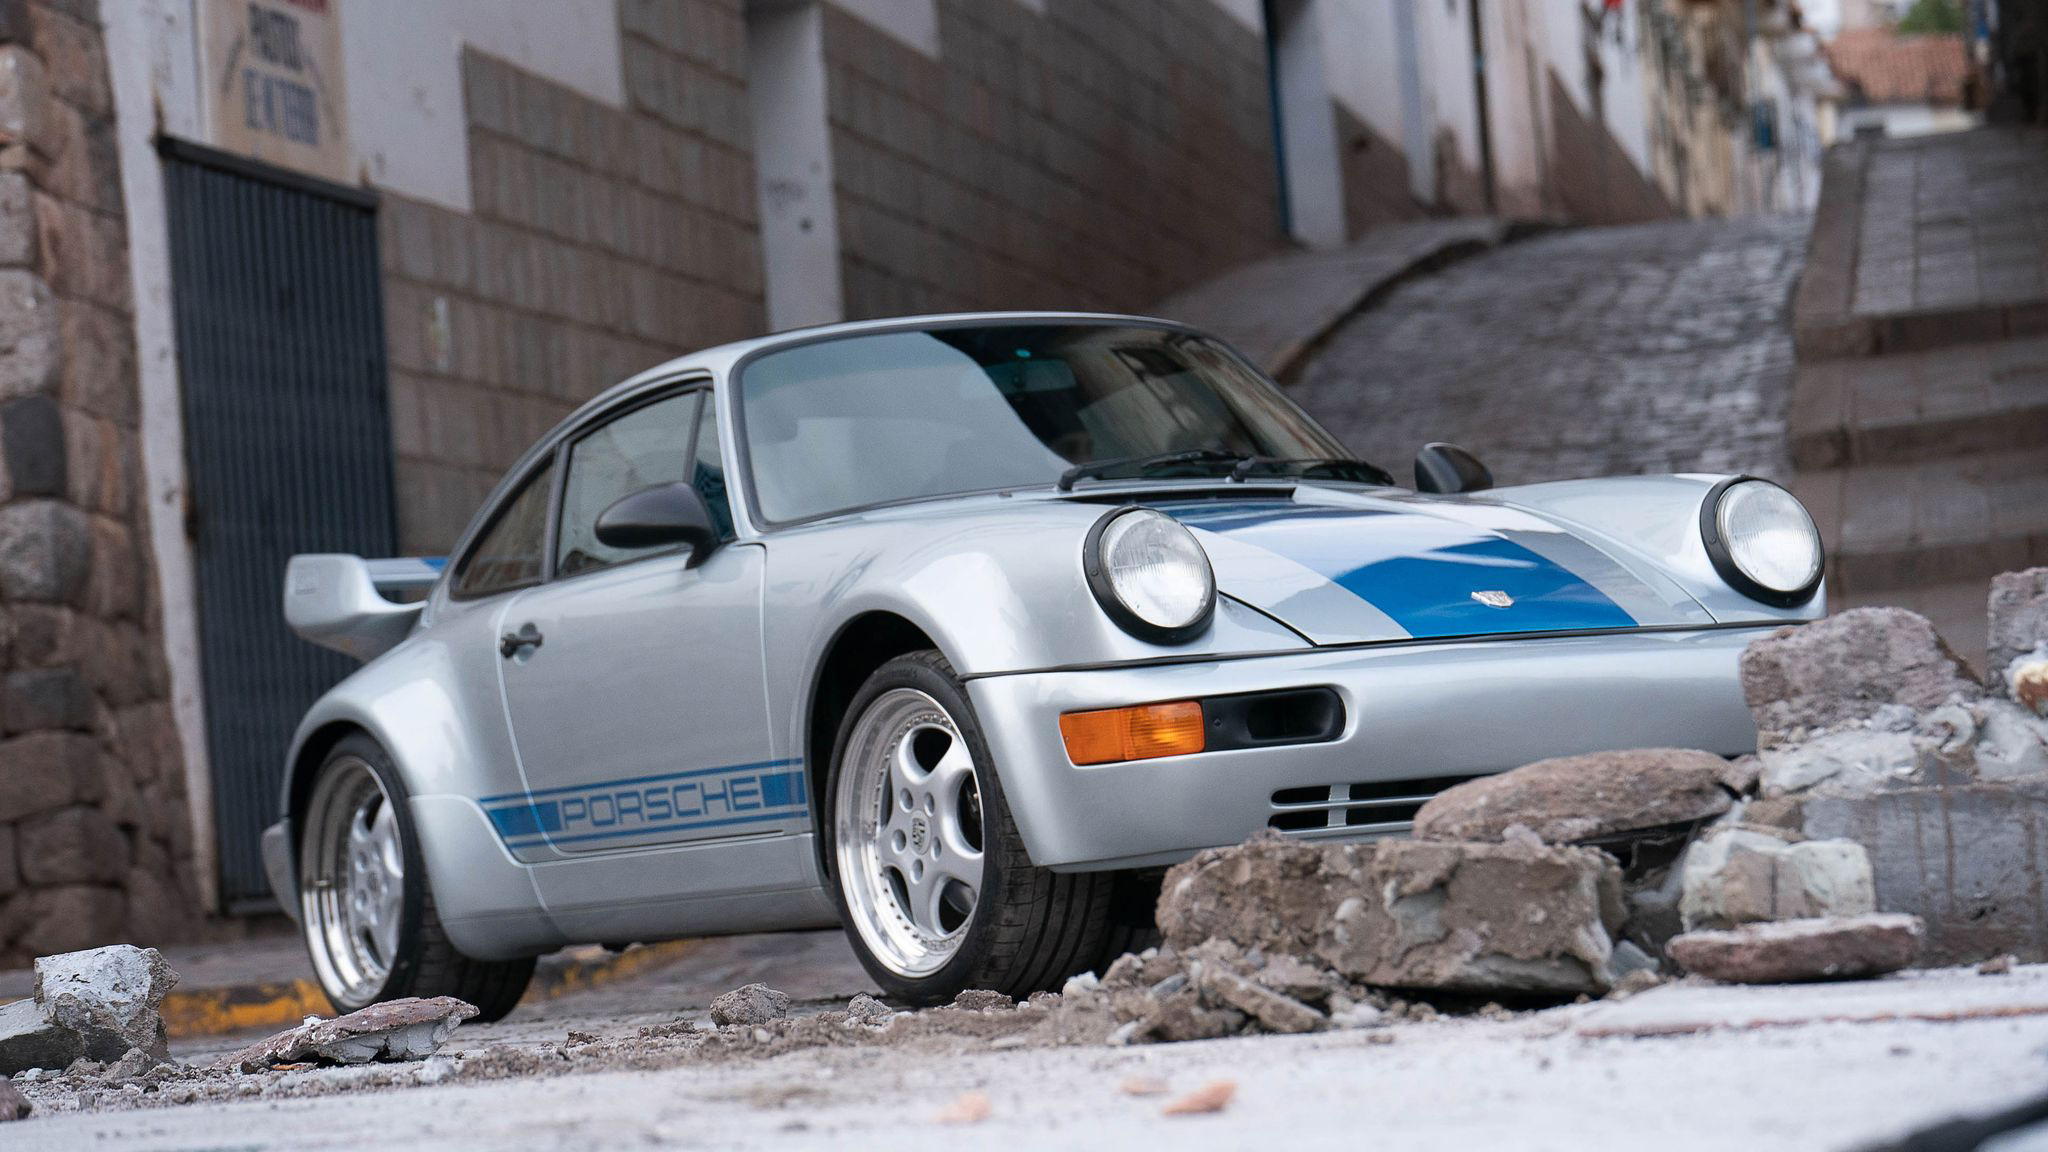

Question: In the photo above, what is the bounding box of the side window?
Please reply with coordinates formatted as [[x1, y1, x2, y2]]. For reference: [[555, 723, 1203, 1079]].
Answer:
[[555, 392, 703, 576], [452, 460, 555, 599]]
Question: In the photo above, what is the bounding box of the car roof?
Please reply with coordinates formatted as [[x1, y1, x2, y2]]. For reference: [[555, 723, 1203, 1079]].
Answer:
[[583, 310, 1194, 413]]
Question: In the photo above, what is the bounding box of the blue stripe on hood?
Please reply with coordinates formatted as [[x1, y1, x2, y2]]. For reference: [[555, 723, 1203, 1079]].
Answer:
[[1164, 501, 1636, 638]]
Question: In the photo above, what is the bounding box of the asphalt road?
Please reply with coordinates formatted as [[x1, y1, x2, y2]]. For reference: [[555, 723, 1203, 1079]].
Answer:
[[12, 931, 2048, 1151]]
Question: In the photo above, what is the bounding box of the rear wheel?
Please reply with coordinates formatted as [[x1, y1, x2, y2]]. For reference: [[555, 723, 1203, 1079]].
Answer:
[[298, 733, 534, 1021], [826, 651, 1112, 1004]]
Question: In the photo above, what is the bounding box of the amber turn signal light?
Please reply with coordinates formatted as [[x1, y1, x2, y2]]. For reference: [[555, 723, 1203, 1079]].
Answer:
[[1058, 700, 1206, 765]]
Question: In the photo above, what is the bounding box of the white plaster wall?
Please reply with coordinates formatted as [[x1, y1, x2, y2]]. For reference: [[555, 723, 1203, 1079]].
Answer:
[[100, 0, 218, 909], [825, 0, 939, 57], [1319, 0, 1406, 142], [749, 0, 844, 329], [1417, 0, 1479, 178], [344, 0, 625, 211]]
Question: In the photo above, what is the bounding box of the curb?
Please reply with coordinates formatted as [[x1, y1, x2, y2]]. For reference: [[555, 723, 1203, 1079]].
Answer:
[[11, 940, 696, 1042]]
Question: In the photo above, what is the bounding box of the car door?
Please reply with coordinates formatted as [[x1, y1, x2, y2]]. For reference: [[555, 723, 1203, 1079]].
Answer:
[[492, 384, 792, 856]]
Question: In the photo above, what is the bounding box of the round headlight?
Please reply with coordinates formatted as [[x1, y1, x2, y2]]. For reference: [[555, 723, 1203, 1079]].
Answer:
[[1701, 477, 1823, 605], [1084, 507, 1216, 643]]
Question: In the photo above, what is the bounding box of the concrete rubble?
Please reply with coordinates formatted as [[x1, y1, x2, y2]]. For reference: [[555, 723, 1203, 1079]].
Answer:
[[0, 946, 177, 1075], [1666, 915, 1924, 984], [1677, 828, 1874, 932], [709, 983, 792, 1027], [1412, 747, 1736, 844], [224, 998, 480, 1072], [1739, 607, 1984, 747], [0, 1075, 28, 1121]]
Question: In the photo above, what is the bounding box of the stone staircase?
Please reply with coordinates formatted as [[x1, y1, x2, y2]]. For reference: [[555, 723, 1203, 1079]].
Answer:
[[1790, 130, 2048, 666]]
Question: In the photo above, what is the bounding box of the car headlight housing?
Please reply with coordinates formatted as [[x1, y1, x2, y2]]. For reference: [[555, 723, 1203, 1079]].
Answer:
[[1084, 507, 1216, 643], [1700, 477, 1823, 606]]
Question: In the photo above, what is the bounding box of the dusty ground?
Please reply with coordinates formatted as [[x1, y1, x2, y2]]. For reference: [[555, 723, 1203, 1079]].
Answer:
[[9, 930, 2048, 1150]]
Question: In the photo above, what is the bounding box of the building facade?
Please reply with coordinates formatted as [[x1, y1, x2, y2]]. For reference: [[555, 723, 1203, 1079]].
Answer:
[[0, 0, 1830, 959]]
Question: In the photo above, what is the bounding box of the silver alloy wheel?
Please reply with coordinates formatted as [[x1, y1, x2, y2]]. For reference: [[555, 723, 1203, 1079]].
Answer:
[[834, 687, 986, 978], [300, 755, 406, 1006]]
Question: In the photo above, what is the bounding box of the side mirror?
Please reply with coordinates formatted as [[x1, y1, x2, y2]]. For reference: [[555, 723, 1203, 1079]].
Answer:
[[594, 482, 720, 563], [1414, 443, 1493, 494]]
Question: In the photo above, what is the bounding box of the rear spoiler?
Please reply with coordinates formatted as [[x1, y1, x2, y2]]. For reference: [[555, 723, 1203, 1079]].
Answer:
[[284, 554, 445, 662]]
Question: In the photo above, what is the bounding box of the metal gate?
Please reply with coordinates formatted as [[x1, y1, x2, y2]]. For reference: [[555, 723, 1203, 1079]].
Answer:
[[160, 139, 396, 911]]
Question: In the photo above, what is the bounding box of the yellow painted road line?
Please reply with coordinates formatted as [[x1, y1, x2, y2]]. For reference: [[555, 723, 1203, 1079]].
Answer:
[[1, 939, 696, 1040]]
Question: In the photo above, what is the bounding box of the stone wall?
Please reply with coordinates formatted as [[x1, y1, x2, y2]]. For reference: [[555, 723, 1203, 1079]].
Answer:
[[822, 0, 1283, 319], [380, 0, 766, 555], [0, 0, 200, 964]]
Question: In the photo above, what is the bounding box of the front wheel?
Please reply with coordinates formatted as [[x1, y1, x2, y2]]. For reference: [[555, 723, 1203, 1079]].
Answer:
[[298, 733, 535, 1021], [825, 651, 1112, 1004]]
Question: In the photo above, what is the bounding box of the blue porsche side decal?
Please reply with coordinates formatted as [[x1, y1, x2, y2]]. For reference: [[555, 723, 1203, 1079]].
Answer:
[[481, 758, 806, 857], [1165, 501, 1637, 637]]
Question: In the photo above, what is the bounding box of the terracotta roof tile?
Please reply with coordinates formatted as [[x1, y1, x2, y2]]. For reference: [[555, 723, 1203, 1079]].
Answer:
[[1825, 27, 1974, 106]]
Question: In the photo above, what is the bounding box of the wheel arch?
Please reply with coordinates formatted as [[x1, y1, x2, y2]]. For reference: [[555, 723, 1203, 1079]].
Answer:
[[803, 610, 942, 874]]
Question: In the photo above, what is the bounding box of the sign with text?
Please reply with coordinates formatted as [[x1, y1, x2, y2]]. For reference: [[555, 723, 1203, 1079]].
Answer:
[[201, 0, 350, 182]]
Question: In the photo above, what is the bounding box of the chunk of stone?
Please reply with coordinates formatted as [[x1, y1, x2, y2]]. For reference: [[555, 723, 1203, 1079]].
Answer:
[[845, 993, 892, 1021], [950, 989, 1013, 1012], [1666, 914, 1924, 983], [709, 983, 790, 1027], [1679, 829, 1874, 932], [223, 997, 479, 1071], [0, 998, 81, 1077], [1252, 953, 1339, 1007], [1156, 831, 1374, 956], [1974, 700, 2048, 780], [33, 945, 178, 1063], [1315, 837, 1627, 996], [1989, 569, 2048, 705], [1757, 729, 1931, 797], [0, 1075, 27, 1121], [1741, 609, 1982, 747], [1413, 748, 1735, 844], [1187, 950, 1325, 1034]]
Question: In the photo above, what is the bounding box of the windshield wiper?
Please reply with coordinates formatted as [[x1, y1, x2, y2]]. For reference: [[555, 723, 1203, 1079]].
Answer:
[[1056, 449, 1244, 492], [1227, 456, 1395, 486]]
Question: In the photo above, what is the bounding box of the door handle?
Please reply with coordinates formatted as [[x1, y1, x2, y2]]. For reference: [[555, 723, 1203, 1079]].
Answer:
[[499, 622, 544, 659]]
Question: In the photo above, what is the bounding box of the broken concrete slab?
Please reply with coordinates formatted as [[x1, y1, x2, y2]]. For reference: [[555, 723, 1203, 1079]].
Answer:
[[1666, 914, 1923, 984], [224, 997, 479, 1072], [33, 945, 177, 1063], [1155, 831, 1374, 956], [1679, 829, 1875, 932], [1741, 608, 1983, 747], [1315, 834, 1627, 996], [1757, 728, 1934, 797], [0, 1075, 27, 1121], [0, 997, 82, 1076], [1413, 747, 1735, 844], [1801, 781, 2048, 964], [709, 983, 790, 1027]]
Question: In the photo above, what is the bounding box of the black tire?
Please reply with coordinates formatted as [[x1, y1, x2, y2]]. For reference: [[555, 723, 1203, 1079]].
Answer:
[[824, 650, 1113, 1004], [300, 733, 536, 1022], [1091, 868, 1165, 971]]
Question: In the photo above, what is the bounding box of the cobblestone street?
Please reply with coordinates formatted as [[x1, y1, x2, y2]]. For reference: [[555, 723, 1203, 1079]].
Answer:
[[1290, 217, 1812, 488]]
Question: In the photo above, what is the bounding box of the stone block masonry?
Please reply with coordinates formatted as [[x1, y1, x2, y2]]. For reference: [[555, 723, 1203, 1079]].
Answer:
[[0, 0, 202, 964], [821, 0, 1285, 320], [384, 1, 766, 555]]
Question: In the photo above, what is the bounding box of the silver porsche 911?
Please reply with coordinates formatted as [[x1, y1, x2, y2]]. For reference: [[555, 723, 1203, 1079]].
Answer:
[[270, 312, 1825, 1017]]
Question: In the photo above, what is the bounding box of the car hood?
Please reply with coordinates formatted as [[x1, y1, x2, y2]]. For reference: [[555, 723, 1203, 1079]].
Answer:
[[1159, 491, 1716, 645]]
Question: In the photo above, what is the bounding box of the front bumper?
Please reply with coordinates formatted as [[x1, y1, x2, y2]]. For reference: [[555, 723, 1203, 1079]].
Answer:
[[966, 625, 1768, 871]]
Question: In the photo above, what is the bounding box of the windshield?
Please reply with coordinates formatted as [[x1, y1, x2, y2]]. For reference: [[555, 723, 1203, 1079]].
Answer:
[[735, 324, 1358, 523]]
